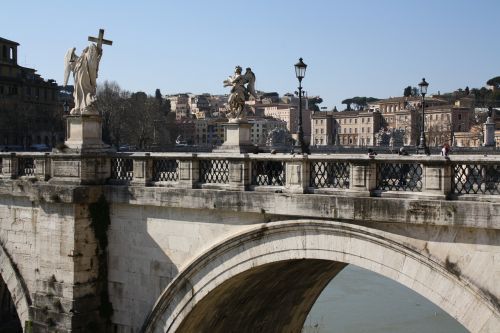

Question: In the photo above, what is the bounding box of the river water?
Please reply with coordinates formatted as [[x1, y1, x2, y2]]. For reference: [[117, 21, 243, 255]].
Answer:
[[303, 265, 469, 333]]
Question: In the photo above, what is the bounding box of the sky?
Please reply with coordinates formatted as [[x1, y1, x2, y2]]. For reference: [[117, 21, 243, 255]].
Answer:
[[1, 0, 499, 109]]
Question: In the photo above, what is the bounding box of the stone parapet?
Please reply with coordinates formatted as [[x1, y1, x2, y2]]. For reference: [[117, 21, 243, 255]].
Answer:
[[1, 152, 500, 201]]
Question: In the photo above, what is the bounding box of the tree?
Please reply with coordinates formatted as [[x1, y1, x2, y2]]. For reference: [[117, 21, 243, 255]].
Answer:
[[96, 84, 173, 149], [155, 88, 163, 104], [342, 98, 353, 111], [486, 76, 500, 89], [342, 96, 379, 111], [96, 81, 130, 146], [307, 96, 323, 111], [403, 86, 412, 97]]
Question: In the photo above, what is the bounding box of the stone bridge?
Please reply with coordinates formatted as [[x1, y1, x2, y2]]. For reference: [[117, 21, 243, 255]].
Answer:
[[0, 151, 499, 332]]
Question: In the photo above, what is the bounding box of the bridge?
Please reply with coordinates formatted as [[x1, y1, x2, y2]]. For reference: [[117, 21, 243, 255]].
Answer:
[[0, 151, 499, 332]]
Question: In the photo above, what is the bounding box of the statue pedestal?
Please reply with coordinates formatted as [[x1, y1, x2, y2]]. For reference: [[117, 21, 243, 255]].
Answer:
[[214, 120, 257, 153], [483, 117, 496, 147], [65, 114, 110, 151]]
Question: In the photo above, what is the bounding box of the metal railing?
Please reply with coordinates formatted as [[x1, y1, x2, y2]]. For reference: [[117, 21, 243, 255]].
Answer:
[[110, 158, 133, 182], [17, 157, 36, 177], [152, 159, 179, 182], [199, 159, 229, 184], [251, 160, 286, 186], [310, 161, 350, 189], [376, 162, 423, 192], [453, 163, 500, 195]]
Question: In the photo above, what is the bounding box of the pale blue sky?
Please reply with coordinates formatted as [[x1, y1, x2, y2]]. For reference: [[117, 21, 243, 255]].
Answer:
[[1, 0, 498, 109]]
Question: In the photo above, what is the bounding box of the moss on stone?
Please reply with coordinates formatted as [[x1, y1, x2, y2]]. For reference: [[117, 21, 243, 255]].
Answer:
[[89, 194, 113, 324]]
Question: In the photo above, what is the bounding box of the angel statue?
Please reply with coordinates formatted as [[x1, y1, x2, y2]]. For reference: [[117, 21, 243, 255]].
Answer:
[[63, 44, 101, 115], [63, 30, 112, 115], [223, 66, 257, 120]]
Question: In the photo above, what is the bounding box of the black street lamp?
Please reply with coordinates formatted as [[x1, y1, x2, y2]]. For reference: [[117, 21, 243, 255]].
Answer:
[[294, 57, 309, 154], [417, 78, 429, 154]]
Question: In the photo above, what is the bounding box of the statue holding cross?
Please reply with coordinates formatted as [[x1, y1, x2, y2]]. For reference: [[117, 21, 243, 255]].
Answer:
[[63, 29, 113, 115]]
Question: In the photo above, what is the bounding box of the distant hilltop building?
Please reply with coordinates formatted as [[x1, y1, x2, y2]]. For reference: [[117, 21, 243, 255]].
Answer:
[[311, 93, 499, 148], [0, 37, 63, 149]]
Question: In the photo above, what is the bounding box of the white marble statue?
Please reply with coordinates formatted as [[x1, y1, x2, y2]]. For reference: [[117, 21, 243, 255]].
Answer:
[[223, 66, 257, 120], [63, 29, 112, 115]]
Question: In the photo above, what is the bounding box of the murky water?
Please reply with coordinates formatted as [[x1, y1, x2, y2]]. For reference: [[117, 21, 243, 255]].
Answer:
[[303, 265, 469, 333]]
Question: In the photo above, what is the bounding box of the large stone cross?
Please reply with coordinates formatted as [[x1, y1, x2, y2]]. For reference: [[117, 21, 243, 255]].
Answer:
[[88, 29, 113, 50]]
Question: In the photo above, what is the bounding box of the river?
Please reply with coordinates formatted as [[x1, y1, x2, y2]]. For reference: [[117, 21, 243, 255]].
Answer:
[[303, 265, 469, 333]]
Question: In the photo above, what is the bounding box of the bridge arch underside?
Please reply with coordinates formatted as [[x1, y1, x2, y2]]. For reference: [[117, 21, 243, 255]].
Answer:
[[0, 275, 22, 332], [0, 245, 29, 332], [144, 221, 499, 333]]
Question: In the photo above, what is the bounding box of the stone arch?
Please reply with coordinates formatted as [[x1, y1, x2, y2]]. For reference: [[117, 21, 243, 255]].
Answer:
[[142, 220, 499, 333], [0, 244, 31, 330]]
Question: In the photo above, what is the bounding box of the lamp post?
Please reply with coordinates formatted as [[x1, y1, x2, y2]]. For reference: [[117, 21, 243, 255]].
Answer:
[[294, 57, 309, 154], [417, 78, 429, 154], [63, 100, 69, 115]]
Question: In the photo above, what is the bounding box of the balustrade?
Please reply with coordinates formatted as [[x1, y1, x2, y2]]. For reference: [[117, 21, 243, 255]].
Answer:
[[1, 152, 499, 200]]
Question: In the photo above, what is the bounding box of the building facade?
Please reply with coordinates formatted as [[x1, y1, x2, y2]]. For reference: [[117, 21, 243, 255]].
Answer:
[[0, 37, 63, 149]]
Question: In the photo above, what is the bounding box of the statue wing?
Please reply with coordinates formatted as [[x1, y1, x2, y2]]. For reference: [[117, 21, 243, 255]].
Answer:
[[63, 48, 76, 87], [244, 69, 257, 98]]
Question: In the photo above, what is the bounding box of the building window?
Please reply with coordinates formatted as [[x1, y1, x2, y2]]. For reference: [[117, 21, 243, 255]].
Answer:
[[458, 114, 462, 120]]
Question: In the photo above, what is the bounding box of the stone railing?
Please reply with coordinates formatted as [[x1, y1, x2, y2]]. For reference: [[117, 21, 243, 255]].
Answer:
[[1, 152, 499, 199]]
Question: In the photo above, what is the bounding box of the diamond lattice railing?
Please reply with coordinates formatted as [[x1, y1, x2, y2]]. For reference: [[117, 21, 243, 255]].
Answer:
[[200, 159, 229, 184], [376, 162, 422, 192], [453, 163, 500, 194], [111, 158, 133, 181], [152, 159, 179, 182], [251, 160, 286, 186], [310, 161, 350, 189]]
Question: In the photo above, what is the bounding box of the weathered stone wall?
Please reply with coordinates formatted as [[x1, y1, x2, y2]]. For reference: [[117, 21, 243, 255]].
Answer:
[[107, 203, 265, 332], [0, 185, 106, 332], [142, 220, 500, 333]]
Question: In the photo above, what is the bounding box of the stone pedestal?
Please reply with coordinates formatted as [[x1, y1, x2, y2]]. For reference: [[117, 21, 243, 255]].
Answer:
[[65, 114, 110, 151], [484, 117, 496, 147], [214, 120, 257, 153]]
